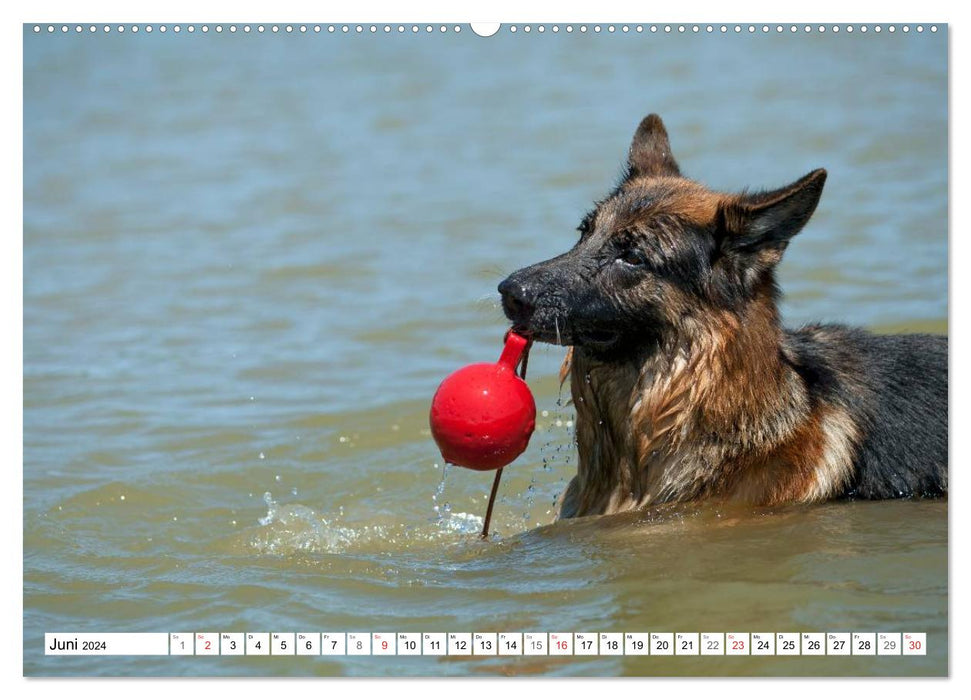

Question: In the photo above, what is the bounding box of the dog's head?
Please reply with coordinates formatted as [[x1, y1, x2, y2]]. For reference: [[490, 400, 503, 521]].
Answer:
[[499, 114, 827, 357]]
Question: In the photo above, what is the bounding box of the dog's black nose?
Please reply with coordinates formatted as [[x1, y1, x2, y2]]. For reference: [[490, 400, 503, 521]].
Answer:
[[498, 276, 534, 323], [498, 276, 524, 301]]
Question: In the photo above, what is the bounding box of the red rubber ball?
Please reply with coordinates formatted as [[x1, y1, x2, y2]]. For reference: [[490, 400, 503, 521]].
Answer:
[[429, 333, 536, 471]]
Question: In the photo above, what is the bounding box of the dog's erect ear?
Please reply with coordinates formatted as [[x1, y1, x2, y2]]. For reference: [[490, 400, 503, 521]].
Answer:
[[628, 114, 680, 177], [717, 169, 827, 265]]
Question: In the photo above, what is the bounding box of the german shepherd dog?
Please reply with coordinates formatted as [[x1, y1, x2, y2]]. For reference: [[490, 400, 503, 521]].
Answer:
[[499, 114, 947, 519]]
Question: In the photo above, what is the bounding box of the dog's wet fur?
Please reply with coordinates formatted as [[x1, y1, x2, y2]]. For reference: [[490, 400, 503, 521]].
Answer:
[[499, 114, 947, 519]]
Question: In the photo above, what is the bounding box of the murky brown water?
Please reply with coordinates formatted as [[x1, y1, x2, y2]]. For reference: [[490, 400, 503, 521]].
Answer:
[[24, 25, 947, 676]]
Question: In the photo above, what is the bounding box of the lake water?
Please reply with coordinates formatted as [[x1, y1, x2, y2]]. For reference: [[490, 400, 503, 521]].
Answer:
[[23, 24, 947, 676]]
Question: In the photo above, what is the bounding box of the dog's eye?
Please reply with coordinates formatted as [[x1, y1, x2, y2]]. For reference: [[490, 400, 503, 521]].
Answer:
[[617, 246, 648, 267]]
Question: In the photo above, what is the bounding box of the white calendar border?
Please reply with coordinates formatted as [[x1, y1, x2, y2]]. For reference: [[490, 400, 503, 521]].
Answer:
[[11, 1, 963, 699]]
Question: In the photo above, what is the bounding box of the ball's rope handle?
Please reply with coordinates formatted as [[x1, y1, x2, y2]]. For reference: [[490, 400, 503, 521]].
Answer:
[[480, 336, 533, 540]]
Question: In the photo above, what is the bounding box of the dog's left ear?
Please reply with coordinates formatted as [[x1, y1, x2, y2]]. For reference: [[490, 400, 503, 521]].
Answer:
[[628, 114, 681, 177], [717, 168, 827, 266]]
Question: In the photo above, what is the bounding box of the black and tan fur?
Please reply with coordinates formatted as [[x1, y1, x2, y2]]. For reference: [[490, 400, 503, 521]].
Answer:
[[499, 114, 947, 519]]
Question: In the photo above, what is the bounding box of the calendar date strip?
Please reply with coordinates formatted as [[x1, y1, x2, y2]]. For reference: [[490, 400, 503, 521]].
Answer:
[[45, 632, 927, 657]]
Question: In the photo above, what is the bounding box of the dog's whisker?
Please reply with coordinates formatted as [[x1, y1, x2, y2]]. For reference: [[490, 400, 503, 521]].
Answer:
[[475, 292, 502, 304], [473, 292, 504, 311]]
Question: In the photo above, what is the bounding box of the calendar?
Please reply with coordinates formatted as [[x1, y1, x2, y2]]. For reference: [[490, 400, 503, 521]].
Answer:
[[23, 17, 949, 681], [45, 632, 927, 657]]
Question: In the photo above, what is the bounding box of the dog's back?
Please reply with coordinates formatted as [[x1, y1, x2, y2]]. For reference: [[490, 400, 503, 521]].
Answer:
[[785, 326, 947, 499]]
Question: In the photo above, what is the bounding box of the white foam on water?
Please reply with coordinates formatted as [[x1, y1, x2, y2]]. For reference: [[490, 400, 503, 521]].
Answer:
[[250, 491, 360, 554], [247, 488, 488, 557], [436, 510, 483, 535]]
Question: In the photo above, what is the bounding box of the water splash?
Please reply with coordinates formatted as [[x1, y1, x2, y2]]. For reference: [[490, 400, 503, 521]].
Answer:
[[430, 464, 483, 535], [431, 462, 451, 520], [257, 491, 277, 525], [249, 491, 359, 554], [243, 462, 494, 557], [437, 510, 483, 535], [523, 478, 537, 522], [528, 371, 578, 527]]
